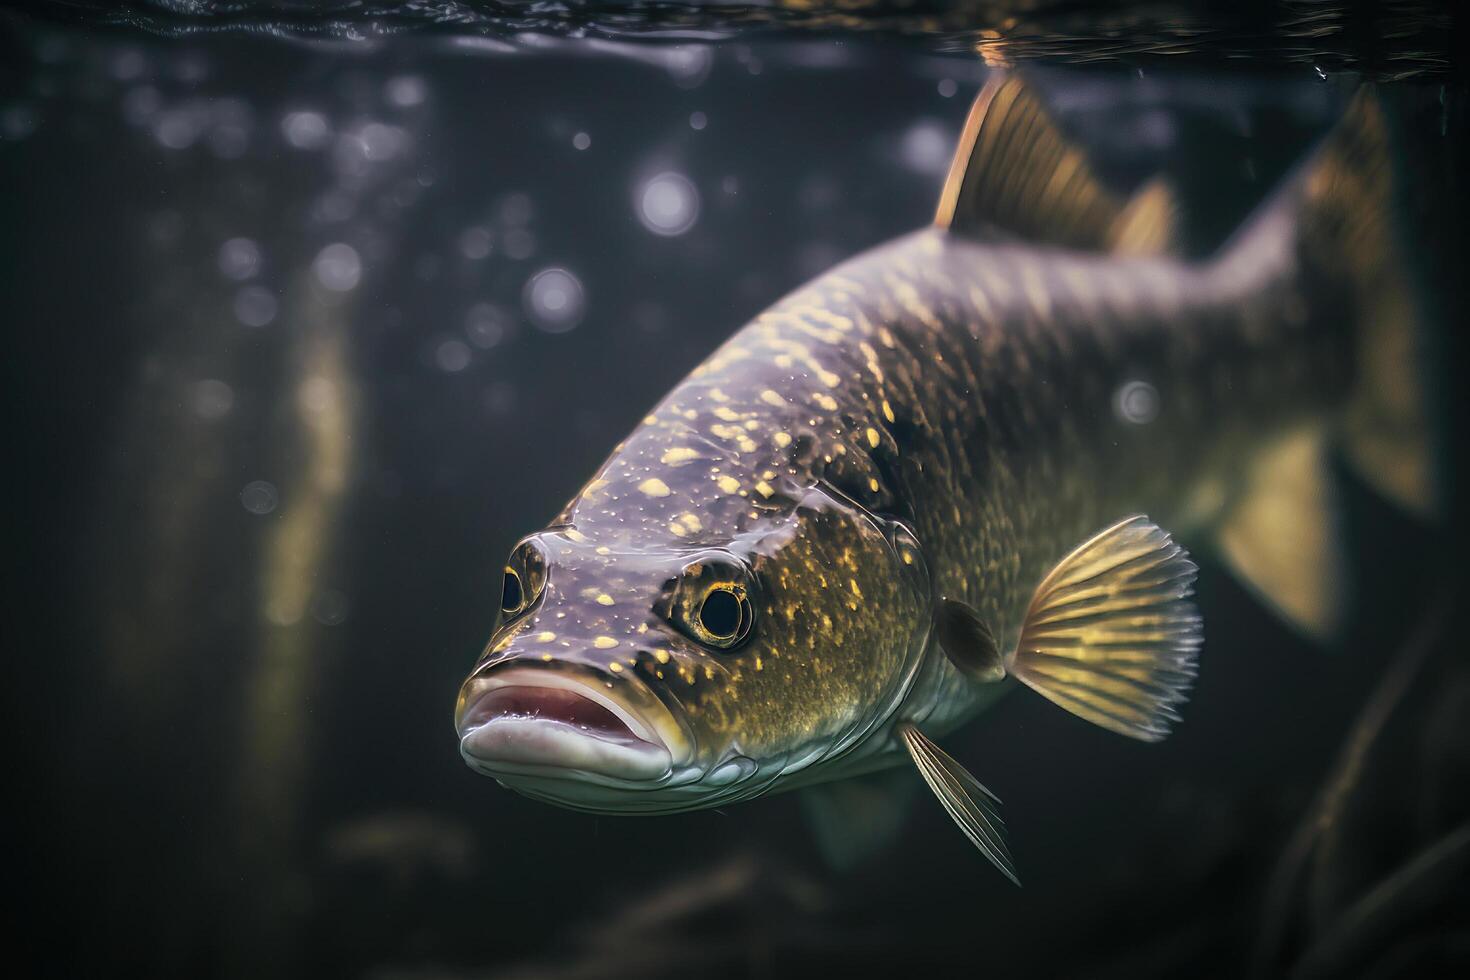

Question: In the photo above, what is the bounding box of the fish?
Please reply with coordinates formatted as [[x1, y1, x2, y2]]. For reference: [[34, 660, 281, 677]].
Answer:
[[454, 75, 1429, 883]]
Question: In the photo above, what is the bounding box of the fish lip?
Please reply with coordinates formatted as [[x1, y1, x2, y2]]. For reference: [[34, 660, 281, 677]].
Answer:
[[455, 664, 690, 781]]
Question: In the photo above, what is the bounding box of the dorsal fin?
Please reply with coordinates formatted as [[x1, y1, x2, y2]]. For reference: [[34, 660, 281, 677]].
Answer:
[[935, 75, 1176, 255]]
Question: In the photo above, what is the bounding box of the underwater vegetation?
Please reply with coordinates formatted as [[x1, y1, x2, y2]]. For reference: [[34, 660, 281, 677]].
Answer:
[[5, 2, 1466, 978]]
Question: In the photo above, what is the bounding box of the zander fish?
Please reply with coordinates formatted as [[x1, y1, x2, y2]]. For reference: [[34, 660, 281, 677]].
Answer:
[[454, 77, 1428, 883]]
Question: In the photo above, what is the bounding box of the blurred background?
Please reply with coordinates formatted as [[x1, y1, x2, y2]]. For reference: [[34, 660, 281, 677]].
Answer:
[[4, 3, 1466, 978]]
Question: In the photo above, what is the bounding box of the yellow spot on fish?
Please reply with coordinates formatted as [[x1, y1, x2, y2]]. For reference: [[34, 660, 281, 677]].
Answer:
[[677, 513, 703, 532], [596, 546, 611, 555], [866, 427, 880, 448], [661, 447, 699, 465], [869, 478, 880, 492], [716, 475, 741, 494], [653, 649, 670, 664], [642, 415, 658, 426], [759, 389, 785, 408], [595, 593, 614, 606], [882, 399, 895, 423], [812, 392, 838, 412], [565, 529, 587, 543], [669, 522, 688, 537], [594, 636, 618, 649], [638, 478, 671, 498], [713, 406, 744, 422], [709, 388, 730, 403], [541, 653, 554, 661], [609, 662, 623, 673], [536, 631, 557, 642], [850, 579, 863, 598], [774, 431, 792, 448], [754, 480, 775, 499]]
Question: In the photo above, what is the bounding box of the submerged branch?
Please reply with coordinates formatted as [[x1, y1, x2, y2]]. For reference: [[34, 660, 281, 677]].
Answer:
[[1291, 822, 1470, 979], [1254, 589, 1451, 976]]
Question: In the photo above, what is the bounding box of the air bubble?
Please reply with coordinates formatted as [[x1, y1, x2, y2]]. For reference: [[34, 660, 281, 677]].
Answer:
[[436, 339, 472, 373], [234, 286, 277, 327], [240, 480, 278, 515], [458, 226, 492, 260], [636, 172, 700, 237], [281, 110, 331, 150], [900, 118, 952, 176], [311, 590, 350, 626], [218, 237, 261, 281], [313, 243, 361, 292], [385, 75, 427, 108], [523, 267, 585, 334], [191, 380, 235, 420], [1114, 380, 1160, 425]]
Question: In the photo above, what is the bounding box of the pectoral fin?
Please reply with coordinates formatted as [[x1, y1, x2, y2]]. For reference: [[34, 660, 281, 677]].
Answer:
[[799, 767, 919, 871], [898, 723, 1019, 886], [1010, 515, 1201, 741]]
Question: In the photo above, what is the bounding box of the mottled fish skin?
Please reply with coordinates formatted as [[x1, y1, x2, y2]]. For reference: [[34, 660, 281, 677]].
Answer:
[[457, 210, 1349, 812]]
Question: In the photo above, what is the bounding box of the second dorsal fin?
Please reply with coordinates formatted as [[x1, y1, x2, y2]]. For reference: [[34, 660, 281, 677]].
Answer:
[[935, 75, 1175, 255]]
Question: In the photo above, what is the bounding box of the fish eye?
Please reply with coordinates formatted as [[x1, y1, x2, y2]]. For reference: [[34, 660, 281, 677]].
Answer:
[[499, 539, 547, 622], [698, 587, 749, 643], [501, 568, 524, 615], [671, 552, 757, 651]]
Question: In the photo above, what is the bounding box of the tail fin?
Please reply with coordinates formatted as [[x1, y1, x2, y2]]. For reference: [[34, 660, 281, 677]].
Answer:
[[1299, 88, 1437, 519], [1207, 88, 1437, 641]]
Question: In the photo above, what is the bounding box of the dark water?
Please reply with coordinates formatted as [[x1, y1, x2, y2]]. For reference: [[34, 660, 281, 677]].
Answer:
[[5, 3, 1467, 978]]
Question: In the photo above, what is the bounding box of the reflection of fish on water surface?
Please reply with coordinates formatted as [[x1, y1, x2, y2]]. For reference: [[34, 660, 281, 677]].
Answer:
[[454, 75, 1431, 882]]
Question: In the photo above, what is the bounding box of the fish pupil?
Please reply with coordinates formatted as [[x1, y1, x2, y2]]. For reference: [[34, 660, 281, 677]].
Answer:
[[700, 589, 742, 639], [501, 569, 523, 614]]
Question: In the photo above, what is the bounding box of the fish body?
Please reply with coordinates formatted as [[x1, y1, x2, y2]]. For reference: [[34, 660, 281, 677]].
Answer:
[[455, 78, 1422, 878]]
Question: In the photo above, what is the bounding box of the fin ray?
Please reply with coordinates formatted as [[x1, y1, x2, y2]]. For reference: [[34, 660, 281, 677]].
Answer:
[[1010, 515, 1201, 742], [936, 76, 1119, 251], [899, 724, 1019, 886]]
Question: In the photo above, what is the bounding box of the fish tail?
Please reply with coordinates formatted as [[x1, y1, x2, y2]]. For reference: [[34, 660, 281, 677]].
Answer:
[[1204, 89, 1437, 639], [1294, 87, 1438, 519]]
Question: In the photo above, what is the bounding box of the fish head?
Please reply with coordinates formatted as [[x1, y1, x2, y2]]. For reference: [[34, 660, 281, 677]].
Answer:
[[454, 484, 931, 813]]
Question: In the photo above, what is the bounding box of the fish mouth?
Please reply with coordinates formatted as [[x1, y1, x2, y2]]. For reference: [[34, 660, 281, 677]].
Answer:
[[455, 665, 683, 784]]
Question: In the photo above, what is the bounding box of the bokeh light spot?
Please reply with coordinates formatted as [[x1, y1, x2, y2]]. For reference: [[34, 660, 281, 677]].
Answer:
[[636, 172, 700, 237], [523, 267, 585, 334]]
